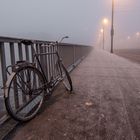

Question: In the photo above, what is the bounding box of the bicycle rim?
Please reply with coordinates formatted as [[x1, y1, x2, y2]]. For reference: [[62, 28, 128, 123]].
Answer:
[[5, 66, 45, 122]]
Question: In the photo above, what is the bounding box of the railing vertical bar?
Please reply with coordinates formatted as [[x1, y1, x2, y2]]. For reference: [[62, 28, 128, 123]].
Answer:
[[18, 43, 27, 103], [10, 42, 19, 108], [55, 44, 59, 77], [54, 45, 57, 78], [48, 46, 52, 81], [43, 46, 46, 78], [47, 46, 50, 81], [55, 45, 57, 76], [0, 42, 7, 85], [18, 43, 23, 60], [28, 44, 34, 99], [36, 44, 40, 70], [52, 45, 55, 78], [31, 44, 34, 63], [35, 44, 40, 93], [58, 44, 62, 58], [55, 45, 58, 77], [50, 46, 53, 80], [39, 45, 45, 74], [57, 43, 59, 53], [44, 45, 48, 79], [25, 45, 29, 61]]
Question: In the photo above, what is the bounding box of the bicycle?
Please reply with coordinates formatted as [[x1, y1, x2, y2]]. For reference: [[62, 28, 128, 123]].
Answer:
[[4, 37, 73, 122]]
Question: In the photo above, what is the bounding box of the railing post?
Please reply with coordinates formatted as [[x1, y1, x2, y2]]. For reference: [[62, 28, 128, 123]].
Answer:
[[73, 45, 75, 65], [10, 42, 16, 65], [18, 43, 23, 60]]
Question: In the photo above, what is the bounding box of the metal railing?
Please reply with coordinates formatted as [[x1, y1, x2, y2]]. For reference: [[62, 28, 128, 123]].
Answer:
[[0, 36, 92, 123]]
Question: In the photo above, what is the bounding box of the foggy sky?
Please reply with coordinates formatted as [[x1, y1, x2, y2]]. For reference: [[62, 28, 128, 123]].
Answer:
[[0, 0, 140, 48]]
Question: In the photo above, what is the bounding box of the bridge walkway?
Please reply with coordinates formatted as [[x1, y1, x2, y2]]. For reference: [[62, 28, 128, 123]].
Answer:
[[7, 49, 140, 140]]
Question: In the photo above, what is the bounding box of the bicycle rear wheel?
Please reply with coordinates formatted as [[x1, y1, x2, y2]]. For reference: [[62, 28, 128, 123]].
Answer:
[[60, 64, 73, 92], [4, 66, 45, 122]]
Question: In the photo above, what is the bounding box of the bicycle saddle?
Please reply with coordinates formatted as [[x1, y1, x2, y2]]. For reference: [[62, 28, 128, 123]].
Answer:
[[20, 40, 33, 45]]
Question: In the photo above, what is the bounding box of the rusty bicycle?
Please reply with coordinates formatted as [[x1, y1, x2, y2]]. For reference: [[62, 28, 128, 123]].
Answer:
[[4, 37, 73, 122]]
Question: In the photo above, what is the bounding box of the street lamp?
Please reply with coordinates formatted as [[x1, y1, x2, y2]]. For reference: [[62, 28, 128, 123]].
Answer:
[[111, 0, 114, 53], [101, 18, 109, 50]]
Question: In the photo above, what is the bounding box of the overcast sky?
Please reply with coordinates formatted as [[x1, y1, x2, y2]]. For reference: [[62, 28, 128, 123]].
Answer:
[[0, 0, 140, 48]]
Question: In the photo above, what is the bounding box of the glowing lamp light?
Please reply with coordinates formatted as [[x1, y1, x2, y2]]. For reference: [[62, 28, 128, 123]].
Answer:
[[102, 18, 109, 25]]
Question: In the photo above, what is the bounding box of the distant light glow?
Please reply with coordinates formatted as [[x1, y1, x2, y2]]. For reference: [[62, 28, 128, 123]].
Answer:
[[127, 36, 130, 40], [115, 0, 135, 11], [136, 32, 140, 37], [100, 28, 104, 33]]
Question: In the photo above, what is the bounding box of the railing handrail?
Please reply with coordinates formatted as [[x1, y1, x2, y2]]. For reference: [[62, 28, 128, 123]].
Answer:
[[0, 36, 91, 48]]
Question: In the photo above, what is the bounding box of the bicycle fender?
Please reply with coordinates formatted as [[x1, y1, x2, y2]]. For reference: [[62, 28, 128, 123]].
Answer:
[[4, 72, 16, 98]]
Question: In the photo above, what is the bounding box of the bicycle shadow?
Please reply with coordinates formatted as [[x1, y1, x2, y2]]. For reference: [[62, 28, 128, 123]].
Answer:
[[39, 82, 74, 114]]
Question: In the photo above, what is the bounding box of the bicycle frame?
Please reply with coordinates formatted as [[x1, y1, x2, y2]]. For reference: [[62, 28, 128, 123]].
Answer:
[[34, 52, 60, 80], [31, 43, 63, 89]]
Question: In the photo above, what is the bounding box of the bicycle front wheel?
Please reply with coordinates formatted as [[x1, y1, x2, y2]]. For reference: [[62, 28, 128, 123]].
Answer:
[[4, 66, 45, 122], [61, 64, 73, 92]]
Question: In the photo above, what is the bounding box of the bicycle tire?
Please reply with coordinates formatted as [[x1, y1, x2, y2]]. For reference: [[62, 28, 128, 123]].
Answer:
[[4, 66, 45, 122], [60, 64, 73, 92]]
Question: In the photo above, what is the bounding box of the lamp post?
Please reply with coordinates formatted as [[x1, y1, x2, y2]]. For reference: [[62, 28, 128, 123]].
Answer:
[[111, 0, 114, 53], [100, 28, 104, 50], [101, 18, 109, 50]]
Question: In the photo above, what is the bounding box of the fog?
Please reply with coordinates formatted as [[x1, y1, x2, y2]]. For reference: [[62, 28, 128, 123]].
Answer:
[[0, 0, 140, 48]]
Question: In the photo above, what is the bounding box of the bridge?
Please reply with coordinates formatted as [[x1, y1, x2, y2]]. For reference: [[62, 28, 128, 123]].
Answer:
[[0, 37, 140, 140]]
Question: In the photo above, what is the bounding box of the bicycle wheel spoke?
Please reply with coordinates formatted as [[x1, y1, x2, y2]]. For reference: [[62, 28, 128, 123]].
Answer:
[[15, 80, 27, 95], [16, 72, 31, 91], [5, 66, 45, 122]]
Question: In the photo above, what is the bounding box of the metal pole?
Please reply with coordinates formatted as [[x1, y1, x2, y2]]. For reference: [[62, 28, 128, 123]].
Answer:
[[111, 0, 114, 53]]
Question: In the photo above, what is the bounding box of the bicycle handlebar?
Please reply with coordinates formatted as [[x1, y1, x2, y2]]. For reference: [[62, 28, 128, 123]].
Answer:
[[20, 36, 69, 46], [20, 40, 57, 47]]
